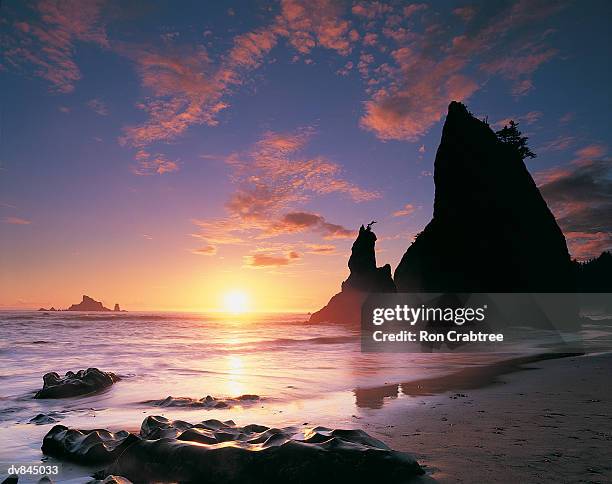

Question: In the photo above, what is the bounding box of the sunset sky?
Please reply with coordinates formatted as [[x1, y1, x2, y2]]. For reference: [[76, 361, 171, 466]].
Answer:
[[1, 0, 610, 311]]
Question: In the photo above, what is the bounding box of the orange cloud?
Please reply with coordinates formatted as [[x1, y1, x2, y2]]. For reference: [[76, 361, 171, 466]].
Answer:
[[359, 1, 566, 140], [403, 4, 428, 18], [227, 129, 379, 206], [131, 150, 179, 175], [393, 203, 417, 217], [3, 217, 31, 225], [268, 212, 355, 239], [192, 245, 217, 256], [361, 55, 479, 140], [120, 45, 226, 148], [305, 243, 336, 254], [573, 144, 607, 164], [120, 0, 359, 157], [363, 32, 378, 47], [193, 128, 370, 250], [279, 0, 353, 56], [564, 232, 611, 261], [245, 250, 301, 267], [351, 2, 392, 19], [118, 24, 279, 171]]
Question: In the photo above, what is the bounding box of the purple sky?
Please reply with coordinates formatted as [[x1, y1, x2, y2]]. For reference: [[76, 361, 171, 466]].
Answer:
[[1, 0, 610, 311]]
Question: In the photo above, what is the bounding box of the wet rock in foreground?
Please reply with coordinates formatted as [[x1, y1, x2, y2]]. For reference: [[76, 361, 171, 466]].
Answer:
[[29, 412, 64, 425], [88, 475, 133, 484], [142, 394, 260, 409], [43, 415, 423, 483], [34, 368, 120, 399]]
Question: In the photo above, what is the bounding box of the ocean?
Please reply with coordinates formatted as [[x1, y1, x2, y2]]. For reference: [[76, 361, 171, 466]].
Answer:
[[1, 310, 610, 482]]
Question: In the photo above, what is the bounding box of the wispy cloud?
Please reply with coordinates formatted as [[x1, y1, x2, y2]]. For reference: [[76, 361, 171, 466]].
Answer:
[[120, 0, 357, 158], [539, 135, 576, 153], [3, 217, 31, 225], [244, 250, 301, 268], [480, 45, 557, 96], [192, 128, 374, 253], [3, 0, 108, 93], [537, 145, 611, 259], [572, 144, 607, 164], [131, 150, 178, 175], [305, 243, 336, 254], [279, 0, 354, 56], [268, 212, 355, 239], [192, 245, 217, 256], [392, 203, 417, 217], [358, 1, 566, 141], [87, 98, 108, 115], [494, 111, 543, 129], [117, 26, 279, 173]]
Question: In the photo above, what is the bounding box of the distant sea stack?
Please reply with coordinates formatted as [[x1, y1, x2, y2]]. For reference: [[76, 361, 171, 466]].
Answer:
[[394, 101, 574, 292], [67, 295, 111, 312], [309, 224, 395, 323], [38, 295, 125, 312]]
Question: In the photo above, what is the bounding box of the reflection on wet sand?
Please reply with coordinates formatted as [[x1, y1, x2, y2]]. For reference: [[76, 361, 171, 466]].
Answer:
[[353, 352, 581, 409]]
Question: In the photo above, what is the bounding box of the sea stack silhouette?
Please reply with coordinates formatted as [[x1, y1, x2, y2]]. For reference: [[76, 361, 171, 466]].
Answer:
[[394, 101, 573, 292], [67, 295, 111, 311], [309, 223, 395, 323]]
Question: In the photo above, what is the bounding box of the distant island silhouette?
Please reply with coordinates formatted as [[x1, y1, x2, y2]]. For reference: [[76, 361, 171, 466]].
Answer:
[[311, 101, 610, 323], [38, 295, 125, 312]]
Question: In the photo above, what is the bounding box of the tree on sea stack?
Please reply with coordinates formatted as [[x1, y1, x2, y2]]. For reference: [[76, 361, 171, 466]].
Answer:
[[495, 120, 536, 160]]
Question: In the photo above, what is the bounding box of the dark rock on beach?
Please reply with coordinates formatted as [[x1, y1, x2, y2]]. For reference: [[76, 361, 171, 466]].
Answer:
[[29, 412, 64, 425], [310, 224, 396, 323], [142, 394, 260, 409], [394, 101, 574, 292], [42, 426, 139, 465], [87, 477, 133, 484], [42, 416, 423, 483], [34, 368, 120, 399]]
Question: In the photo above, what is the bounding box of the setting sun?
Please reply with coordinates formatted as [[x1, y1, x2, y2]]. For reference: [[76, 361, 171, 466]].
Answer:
[[223, 290, 249, 313]]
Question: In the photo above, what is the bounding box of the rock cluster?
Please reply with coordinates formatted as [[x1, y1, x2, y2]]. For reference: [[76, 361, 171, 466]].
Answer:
[[34, 368, 120, 399], [67, 295, 111, 311], [42, 416, 423, 483]]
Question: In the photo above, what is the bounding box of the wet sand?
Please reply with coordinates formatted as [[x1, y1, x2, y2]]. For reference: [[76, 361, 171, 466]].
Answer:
[[359, 352, 612, 483]]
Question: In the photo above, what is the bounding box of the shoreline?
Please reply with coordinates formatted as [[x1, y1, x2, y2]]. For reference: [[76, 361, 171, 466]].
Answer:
[[358, 351, 612, 483], [354, 351, 582, 408]]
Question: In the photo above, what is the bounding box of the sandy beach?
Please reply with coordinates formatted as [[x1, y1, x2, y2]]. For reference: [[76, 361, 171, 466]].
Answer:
[[360, 352, 612, 483]]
